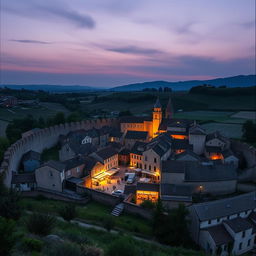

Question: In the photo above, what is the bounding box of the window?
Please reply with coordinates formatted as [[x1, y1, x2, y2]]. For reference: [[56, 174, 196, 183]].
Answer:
[[154, 166, 156, 171], [248, 239, 251, 247], [76, 167, 80, 173], [217, 218, 220, 223], [49, 171, 53, 177], [208, 220, 212, 225], [149, 165, 151, 170], [242, 231, 245, 238], [145, 156, 148, 161], [239, 242, 242, 250], [144, 164, 147, 169], [227, 216, 230, 220], [67, 170, 71, 176]]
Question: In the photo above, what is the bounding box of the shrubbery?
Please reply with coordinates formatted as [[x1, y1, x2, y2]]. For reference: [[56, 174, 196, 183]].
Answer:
[[21, 237, 43, 252], [103, 216, 115, 232], [59, 204, 77, 222], [26, 213, 56, 236]]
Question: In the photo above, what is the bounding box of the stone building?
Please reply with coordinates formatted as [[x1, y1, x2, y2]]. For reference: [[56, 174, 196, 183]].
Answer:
[[188, 192, 256, 255]]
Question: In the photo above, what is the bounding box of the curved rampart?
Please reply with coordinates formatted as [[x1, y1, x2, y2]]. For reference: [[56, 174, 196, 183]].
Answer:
[[0, 118, 119, 187]]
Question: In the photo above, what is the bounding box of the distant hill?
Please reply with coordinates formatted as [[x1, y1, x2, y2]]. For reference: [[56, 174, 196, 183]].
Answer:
[[111, 75, 256, 91], [0, 84, 102, 92]]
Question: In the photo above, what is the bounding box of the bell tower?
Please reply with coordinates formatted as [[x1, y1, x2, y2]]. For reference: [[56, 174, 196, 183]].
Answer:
[[165, 96, 173, 119], [152, 97, 162, 137]]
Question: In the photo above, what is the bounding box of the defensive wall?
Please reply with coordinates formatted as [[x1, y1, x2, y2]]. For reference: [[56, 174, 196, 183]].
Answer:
[[0, 118, 119, 187]]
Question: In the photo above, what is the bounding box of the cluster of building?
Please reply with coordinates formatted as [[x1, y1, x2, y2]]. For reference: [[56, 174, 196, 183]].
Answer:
[[10, 97, 255, 255], [0, 95, 39, 108]]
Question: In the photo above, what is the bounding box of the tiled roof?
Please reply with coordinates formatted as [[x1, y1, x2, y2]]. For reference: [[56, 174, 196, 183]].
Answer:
[[184, 162, 237, 182], [11, 173, 36, 184], [154, 97, 162, 108], [162, 160, 186, 173], [130, 141, 147, 155], [22, 150, 41, 162], [205, 146, 222, 153], [175, 150, 201, 161], [83, 156, 100, 172], [171, 139, 192, 150], [63, 156, 85, 171], [206, 225, 233, 246], [125, 131, 148, 140], [93, 146, 118, 161], [189, 125, 206, 135], [41, 160, 65, 172], [224, 217, 253, 233], [206, 131, 228, 143], [161, 183, 192, 197], [137, 182, 159, 192], [191, 192, 256, 221]]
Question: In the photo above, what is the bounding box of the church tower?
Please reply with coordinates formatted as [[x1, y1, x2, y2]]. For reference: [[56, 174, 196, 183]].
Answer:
[[152, 97, 162, 137], [165, 96, 173, 119]]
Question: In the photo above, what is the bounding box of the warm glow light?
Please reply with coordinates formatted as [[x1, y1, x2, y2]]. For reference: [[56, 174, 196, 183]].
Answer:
[[171, 135, 188, 140], [210, 154, 223, 160]]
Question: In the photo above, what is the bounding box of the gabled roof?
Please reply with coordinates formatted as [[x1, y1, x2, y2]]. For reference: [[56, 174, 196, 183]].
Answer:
[[41, 160, 65, 172], [171, 139, 192, 150], [161, 183, 192, 197], [185, 162, 237, 182], [206, 225, 233, 246], [125, 131, 148, 140], [205, 145, 222, 153], [22, 150, 41, 162], [63, 156, 85, 171], [130, 141, 147, 155], [206, 131, 228, 143], [109, 129, 123, 138], [189, 125, 206, 135], [191, 192, 256, 221], [137, 182, 159, 192], [83, 156, 101, 172], [162, 160, 186, 173], [175, 150, 201, 161], [11, 173, 36, 184], [224, 217, 253, 233], [92, 146, 118, 162], [159, 118, 193, 131], [165, 97, 172, 114]]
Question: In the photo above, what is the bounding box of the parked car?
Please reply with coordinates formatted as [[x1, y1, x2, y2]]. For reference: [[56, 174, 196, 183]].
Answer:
[[111, 190, 124, 196], [127, 173, 136, 184]]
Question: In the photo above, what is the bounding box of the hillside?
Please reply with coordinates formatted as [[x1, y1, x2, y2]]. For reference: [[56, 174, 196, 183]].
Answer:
[[111, 74, 256, 91]]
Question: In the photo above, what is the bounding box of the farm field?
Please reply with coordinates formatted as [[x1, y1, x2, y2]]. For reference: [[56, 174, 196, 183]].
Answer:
[[201, 122, 243, 139], [231, 111, 256, 120]]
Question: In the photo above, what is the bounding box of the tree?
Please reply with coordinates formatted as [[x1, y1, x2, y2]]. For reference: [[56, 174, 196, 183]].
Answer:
[[26, 213, 56, 236], [0, 217, 16, 256], [67, 112, 82, 123], [242, 120, 256, 143], [53, 112, 66, 125]]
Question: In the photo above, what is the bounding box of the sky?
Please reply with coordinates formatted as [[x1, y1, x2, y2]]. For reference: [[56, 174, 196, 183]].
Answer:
[[0, 0, 255, 88]]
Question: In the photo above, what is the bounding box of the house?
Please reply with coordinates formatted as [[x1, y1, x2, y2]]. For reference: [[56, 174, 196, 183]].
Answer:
[[189, 124, 206, 155], [222, 149, 239, 168], [63, 156, 85, 179], [11, 172, 36, 191], [59, 129, 97, 161], [161, 160, 186, 184], [90, 146, 118, 171], [174, 149, 201, 162], [184, 162, 237, 195], [118, 148, 130, 166], [136, 182, 159, 204], [124, 130, 149, 149], [160, 183, 192, 209], [35, 160, 65, 192], [21, 150, 41, 172], [189, 192, 256, 255], [130, 141, 147, 168], [109, 129, 123, 143], [171, 139, 193, 154], [0, 96, 17, 107]]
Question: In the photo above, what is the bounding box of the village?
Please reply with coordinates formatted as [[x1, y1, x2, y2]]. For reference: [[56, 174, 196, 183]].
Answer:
[[5, 97, 256, 256]]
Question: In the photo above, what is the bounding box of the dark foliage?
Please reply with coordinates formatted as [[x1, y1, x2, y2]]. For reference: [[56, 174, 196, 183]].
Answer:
[[20, 237, 43, 252], [140, 200, 156, 210], [242, 120, 256, 143], [0, 217, 16, 256], [59, 204, 77, 222], [26, 213, 56, 236], [103, 216, 115, 232]]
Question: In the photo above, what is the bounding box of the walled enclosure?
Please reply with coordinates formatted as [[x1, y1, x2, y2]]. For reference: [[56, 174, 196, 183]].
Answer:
[[0, 118, 119, 187]]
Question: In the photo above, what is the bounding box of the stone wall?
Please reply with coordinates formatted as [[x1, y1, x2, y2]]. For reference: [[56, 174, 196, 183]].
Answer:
[[1, 118, 119, 187], [76, 184, 121, 207]]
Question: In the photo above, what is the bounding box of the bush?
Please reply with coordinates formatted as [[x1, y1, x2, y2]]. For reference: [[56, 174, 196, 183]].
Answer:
[[106, 237, 139, 256], [21, 237, 43, 252], [59, 204, 77, 222], [0, 217, 16, 255], [81, 245, 104, 256], [103, 216, 115, 232], [140, 200, 156, 209], [26, 213, 56, 236]]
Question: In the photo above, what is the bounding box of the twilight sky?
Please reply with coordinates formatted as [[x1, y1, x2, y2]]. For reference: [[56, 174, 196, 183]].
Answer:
[[0, 0, 255, 87]]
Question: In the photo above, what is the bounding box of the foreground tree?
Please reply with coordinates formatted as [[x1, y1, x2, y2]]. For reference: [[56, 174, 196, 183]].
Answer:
[[59, 204, 77, 222]]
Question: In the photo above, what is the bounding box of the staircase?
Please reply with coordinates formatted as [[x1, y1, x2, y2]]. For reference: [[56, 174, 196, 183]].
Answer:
[[111, 203, 124, 216]]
